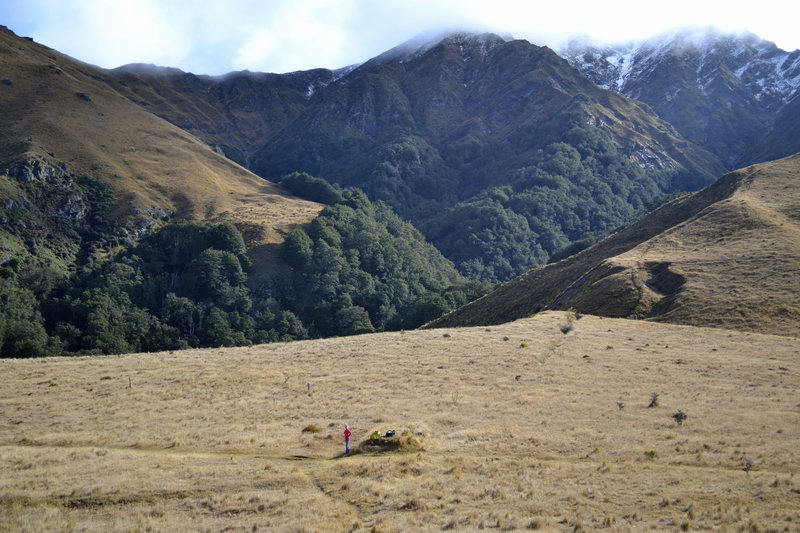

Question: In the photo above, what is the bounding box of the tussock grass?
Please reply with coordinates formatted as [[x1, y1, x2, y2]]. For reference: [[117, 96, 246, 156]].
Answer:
[[1, 311, 799, 531], [0, 29, 323, 285], [430, 153, 800, 338]]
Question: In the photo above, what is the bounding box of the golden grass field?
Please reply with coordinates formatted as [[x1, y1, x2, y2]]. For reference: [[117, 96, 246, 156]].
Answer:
[[2, 311, 799, 532]]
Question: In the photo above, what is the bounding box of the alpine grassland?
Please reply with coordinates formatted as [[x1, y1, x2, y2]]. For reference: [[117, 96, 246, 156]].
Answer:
[[2, 312, 798, 531]]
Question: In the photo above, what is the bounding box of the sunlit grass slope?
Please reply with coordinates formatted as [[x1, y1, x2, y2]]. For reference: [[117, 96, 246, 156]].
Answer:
[[2, 311, 798, 531], [431, 153, 800, 337], [0, 26, 322, 274]]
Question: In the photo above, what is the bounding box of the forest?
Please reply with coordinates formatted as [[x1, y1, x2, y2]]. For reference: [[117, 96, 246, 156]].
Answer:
[[0, 174, 487, 357]]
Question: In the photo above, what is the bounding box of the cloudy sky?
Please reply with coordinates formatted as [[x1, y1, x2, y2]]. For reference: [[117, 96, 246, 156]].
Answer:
[[3, 0, 799, 75]]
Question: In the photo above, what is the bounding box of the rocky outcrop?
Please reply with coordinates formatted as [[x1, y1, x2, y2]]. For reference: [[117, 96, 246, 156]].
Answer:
[[562, 28, 800, 167]]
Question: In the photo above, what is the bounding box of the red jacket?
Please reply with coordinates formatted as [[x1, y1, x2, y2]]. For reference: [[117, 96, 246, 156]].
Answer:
[[344, 428, 352, 441]]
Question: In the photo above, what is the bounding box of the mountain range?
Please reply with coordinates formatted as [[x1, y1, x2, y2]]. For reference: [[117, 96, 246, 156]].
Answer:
[[111, 31, 735, 281], [1, 24, 799, 352], [106, 28, 800, 283], [562, 28, 800, 167]]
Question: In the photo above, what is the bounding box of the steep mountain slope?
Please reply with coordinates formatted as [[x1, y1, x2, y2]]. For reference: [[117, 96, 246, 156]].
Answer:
[[0, 26, 322, 278], [562, 28, 800, 167], [254, 33, 724, 193], [1, 26, 486, 355], [110, 64, 339, 169], [109, 32, 728, 281], [245, 33, 725, 280], [742, 91, 800, 164], [428, 152, 800, 337]]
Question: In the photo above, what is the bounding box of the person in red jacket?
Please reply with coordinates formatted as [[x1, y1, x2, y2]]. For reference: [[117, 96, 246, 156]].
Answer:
[[344, 424, 352, 455]]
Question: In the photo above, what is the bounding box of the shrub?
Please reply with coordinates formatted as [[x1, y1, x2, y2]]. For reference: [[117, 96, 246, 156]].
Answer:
[[301, 424, 321, 433], [672, 409, 688, 425], [648, 392, 659, 408], [280, 172, 342, 204]]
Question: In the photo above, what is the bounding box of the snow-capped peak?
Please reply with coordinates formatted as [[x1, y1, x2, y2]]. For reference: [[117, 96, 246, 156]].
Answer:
[[561, 27, 800, 105]]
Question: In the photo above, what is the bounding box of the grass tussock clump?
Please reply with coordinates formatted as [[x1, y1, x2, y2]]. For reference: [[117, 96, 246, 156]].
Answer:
[[356, 429, 425, 454]]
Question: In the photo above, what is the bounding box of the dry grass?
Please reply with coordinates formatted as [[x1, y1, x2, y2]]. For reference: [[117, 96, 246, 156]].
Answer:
[[2, 311, 799, 531], [0, 28, 322, 284], [432, 153, 800, 338]]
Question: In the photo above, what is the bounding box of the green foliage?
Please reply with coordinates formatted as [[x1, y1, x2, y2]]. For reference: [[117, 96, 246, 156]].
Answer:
[[0, 278, 61, 357], [35, 221, 295, 355], [277, 188, 487, 336], [424, 126, 666, 281], [280, 172, 343, 204], [548, 233, 598, 263], [4, 184, 484, 356], [0, 170, 121, 276], [259, 104, 683, 283]]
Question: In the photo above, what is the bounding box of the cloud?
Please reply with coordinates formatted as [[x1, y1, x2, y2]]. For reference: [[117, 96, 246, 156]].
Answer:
[[232, 1, 355, 72], [8, 0, 192, 67], [3, 0, 799, 75]]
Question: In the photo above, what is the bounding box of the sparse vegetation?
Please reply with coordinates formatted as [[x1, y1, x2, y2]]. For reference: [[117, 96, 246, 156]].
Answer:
[[1, 312, 797, 531], [649, 392, 660, 408]]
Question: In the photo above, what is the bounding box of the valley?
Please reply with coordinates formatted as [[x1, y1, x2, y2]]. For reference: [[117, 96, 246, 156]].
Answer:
[[1, 18, 800, 532]]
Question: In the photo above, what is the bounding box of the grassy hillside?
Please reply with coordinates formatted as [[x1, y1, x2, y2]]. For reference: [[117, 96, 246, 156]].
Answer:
[[0, 26, 322, 278], [430, 153, 800, 337], [1, 312, 798, 531]]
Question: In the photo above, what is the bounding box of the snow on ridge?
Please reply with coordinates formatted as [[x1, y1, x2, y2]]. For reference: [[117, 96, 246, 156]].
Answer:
[[562, 27, 800, 104]]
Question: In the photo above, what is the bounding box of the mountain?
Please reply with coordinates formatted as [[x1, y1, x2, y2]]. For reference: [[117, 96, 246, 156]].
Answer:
[[0, 24, 323, 282], [428, 152, 800, 337], [51, 30, 734, 283], [561, 28, 800, 168], [0, 26, 487, 356], [110, 64, 342, 169], [243, 32, 725, 280]]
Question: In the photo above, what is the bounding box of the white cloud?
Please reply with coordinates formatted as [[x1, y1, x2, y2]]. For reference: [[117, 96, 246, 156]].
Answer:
[[2, 0, 799, 75]]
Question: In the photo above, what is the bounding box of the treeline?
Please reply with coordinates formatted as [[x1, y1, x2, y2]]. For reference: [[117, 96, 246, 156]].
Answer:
[[0, 181, 488, 357], [260, 114, 686, 283]]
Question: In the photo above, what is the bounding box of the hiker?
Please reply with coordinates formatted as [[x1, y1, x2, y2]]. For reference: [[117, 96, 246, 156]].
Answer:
[[344, 424, 352, 455]]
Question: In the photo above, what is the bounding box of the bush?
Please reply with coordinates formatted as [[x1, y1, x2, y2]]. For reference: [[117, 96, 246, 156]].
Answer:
[[672, 409, 688, 425], [648, 392, 659, 408], [280, 172, 343, 204], [358, 429, 425, 454]]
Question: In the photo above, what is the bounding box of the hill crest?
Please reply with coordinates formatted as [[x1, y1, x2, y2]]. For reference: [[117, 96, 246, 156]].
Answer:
[[428, 152, 800, 337], [0, 25, 323, 277]]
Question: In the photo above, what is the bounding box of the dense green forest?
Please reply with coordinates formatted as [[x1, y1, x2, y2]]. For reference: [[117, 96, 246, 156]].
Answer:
[[261, 115, 684, 283], [0, 174, 487, 357], [424, 126, 674, 281]]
